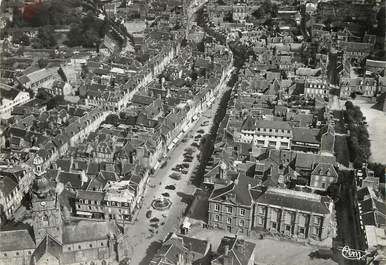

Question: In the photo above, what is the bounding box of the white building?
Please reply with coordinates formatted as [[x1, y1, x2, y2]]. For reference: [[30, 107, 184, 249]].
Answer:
[[0, 86, 30, 120], [235, 117, 293, 149]]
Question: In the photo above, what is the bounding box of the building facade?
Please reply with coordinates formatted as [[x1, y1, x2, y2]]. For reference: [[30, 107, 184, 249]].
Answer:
[[208, 179, 334, 241]]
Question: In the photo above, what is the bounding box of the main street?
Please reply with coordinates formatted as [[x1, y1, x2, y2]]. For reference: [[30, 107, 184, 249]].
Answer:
[[123, 74, 233, 265]]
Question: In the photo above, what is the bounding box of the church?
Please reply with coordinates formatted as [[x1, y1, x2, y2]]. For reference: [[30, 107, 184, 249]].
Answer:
[[0, 155, 127, 265]]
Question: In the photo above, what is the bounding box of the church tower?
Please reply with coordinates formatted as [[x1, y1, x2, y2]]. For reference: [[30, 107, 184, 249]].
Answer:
[[31, 155, 63, 245]]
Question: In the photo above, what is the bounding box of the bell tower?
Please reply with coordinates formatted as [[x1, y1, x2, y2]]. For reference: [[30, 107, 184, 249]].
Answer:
[[31, 155, 63, 245]]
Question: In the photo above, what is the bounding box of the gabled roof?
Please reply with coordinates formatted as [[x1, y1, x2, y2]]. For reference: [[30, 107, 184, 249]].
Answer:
[[32, 234, 62, 263], [359, 197, 386, 227], [150, 233, 210, 265], [311, 163, 338, 178], [213, 236, 255, 265], [209, 173, 258, 207]]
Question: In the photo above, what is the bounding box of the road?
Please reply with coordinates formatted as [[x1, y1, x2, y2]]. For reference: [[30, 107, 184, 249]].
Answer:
[[333, 171, 365, 265], [123, 82, 229, 265]]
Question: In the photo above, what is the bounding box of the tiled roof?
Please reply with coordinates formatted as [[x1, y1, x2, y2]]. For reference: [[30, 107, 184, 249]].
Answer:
[[311, 163, 338, 178], [62, 220, 120, 244], [77, 190, 105, 201], [0, 229, 35, 251], [253, 188, 331, 214], [292, 127, 320, 144], [213, 236, 255, 265], [32, 234, 62, 263], [295, 152, 336, 170]]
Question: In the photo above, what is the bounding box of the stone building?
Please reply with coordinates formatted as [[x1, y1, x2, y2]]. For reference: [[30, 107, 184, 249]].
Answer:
[[208, 173, 334, 240], [0, 156, 126, 265]]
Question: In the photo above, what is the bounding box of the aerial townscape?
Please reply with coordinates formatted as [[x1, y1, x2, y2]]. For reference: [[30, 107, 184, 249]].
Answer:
[[0, 0, 385, 264]]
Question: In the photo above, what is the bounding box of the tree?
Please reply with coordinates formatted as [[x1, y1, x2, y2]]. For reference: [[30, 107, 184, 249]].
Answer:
[[66, 11, 108, 48], [38, 58, 48, 68], [345, 101, 354, 110], [12, 31, 30, 46], [368, 162, 386, 183], [105, 114, 120, 126], [33, 26, 57, 48]]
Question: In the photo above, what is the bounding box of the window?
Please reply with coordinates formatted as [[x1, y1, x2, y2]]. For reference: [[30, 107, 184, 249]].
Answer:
[[239, 220, 244, 227], [321, 183, 326, 189], [227, 217, 232, 224], [285, 225, 291, 231], [101, 242, 104, 246], [314, 217, 321, 225], [226, 206, 232, 214], [258, 206, 265, 214], [89, 244, 93, 248], [257, 140, 264, 146], [215, 204, 219, 211], [272, 222, 277, 229], [240, 209, 245, 216], [78, 245, 81, 250], [299, 227, 305, 234], [16, 252, 19, 256], [215, 215, 219, 221], [312, 227, 319, 236], [68, 247, 71, 251], [257, 217, 264, 225]]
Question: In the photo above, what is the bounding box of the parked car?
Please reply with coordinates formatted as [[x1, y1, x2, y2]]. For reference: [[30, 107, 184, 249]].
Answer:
[[197, 129, 205, 134], [182, 163, 190, 168], [183, 158, 193, 162], [169, 173, 181, 180], [172, 168, 180, 172], [160, 161, 167, 168], [181, 169, 188, 174]]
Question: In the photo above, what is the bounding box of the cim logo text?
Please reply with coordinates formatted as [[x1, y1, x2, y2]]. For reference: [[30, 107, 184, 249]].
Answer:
[[340, 246, 367, 261]]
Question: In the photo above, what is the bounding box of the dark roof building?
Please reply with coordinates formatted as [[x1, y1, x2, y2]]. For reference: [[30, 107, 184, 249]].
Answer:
[[212, 235, 255, 265]]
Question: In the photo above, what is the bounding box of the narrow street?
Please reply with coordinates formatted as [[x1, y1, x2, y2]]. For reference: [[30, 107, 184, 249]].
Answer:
[[123, 76, 232, 265], [333, 171, 365, 265]]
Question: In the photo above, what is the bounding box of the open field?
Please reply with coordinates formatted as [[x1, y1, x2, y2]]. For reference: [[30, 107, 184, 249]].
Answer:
[[352, 98, 386, 164]]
